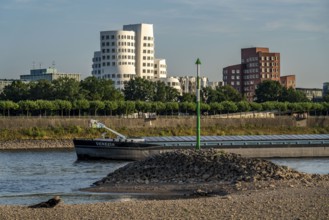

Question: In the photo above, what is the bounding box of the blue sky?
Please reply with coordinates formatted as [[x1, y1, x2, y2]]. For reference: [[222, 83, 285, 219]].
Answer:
[[0, 0, 328, 88]]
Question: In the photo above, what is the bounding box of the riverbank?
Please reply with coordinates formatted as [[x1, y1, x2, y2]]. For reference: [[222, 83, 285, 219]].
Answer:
[[0, 116, 329, 142], [1, 150, 328, 219], [0, 139, 73, 150], [1, 180, 328, 219]]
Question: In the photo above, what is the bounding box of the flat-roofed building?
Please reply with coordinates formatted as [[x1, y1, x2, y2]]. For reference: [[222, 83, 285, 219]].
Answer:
[[296, 88, 322, 101], [20, 68, 81, 82], [280, 75, 296, 89]]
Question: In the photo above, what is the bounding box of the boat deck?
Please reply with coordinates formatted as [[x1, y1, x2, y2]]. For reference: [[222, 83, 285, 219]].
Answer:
[[144, 134, 329, 148]]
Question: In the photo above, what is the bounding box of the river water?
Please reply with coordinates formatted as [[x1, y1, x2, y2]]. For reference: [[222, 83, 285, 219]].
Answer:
[[0, 150, 328, 205]]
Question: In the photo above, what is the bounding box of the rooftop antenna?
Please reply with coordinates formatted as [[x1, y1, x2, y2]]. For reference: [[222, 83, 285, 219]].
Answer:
[[52, 61, 56, 69], [32, 61, 35, 69], [39, 62, 42, 69]]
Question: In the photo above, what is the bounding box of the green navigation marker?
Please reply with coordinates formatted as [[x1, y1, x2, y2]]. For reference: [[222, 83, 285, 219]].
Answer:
[[195, 58, 201, 150]]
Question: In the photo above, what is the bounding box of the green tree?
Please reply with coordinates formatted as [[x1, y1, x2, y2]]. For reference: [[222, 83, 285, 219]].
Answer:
[[300, 102, 312, 115], [250, 102, 262, 113], [255, 80, 283, 102], [218, 85, 243, 102], [0, 81, 30, 102], [210, 102, 223, 115], [274, 102, 288, 115], [324, 95, 329, 102], [287, 103, 303, 114], [322, 102, 329, 116], [74, 99, 90, 117], [261, 102, 276, 111], [29, 80, 53, 100], [166, 102, 179, 115], [201, 103, 210, 114], [201, 87, 220, 103], [179, 93, 196, 103], [18, 100, 38, 116], [89, 100, 105, 116], [124, 78, 155, 101], [311, 103, 323, 116], [104, 101, 118, 116], [281, 87, 309, 102], [179, 102, 193, 114], [54, 100, 72, 116], [237, 101, 251, 116], [151, 102, 166, 115], [36, 100, 55, 116], [52, 77, 81, 101], [80, 76, 123, 101], [117, 101, 136, 116], [0, 100, 19, 116], [221, 101, 238, 116]]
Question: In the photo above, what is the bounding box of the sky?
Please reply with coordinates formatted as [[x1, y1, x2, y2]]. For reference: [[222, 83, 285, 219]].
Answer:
[[0, 0, 328, 88]]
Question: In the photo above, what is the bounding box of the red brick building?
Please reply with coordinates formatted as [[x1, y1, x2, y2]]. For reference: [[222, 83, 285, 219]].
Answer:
[[223, 47, 281, 101], [280, 75, 296, 89]]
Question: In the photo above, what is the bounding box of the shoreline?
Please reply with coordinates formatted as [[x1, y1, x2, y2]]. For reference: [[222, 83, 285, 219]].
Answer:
[[1, 180, 328, 219], [0, 139, 73, 150]]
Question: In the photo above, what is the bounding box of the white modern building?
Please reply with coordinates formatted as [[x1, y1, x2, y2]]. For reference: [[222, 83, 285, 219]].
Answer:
[[154, 59, 167, 79], [92, 23, 162, 89], [179, 76, 208, 94], [123, 24, 154, 79], [208, 81, 224, 89], [159, 77, 182, 95], [20, 68, 81, 82]]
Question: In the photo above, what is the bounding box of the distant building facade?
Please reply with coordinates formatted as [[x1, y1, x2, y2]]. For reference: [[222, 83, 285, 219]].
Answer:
[[91, 23, 167, 89], [222, 64, 242, 93], [323, 82, 329, 97], [296, 88, 322, 101], [0, 79, 17, 93], [208, 81, 224, 89], [280, 75, 296, 89], [154, 59, 167, 79], [158, 77, 182, 95], [223, 47, 281, 101], [20, 68, 81, 82], [178, 76, 208, 94]]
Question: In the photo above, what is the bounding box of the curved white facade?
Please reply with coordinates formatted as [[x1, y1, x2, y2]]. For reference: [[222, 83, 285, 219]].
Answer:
[[154, 59, 167, 79], [92, 30, 136, 89], [159, 77, 182, 95], [92, 23, 158, 90], [124, 24, 154, 80]]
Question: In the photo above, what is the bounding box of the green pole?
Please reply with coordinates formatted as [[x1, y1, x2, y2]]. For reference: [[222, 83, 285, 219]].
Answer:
[[195, 58, 201, 150]]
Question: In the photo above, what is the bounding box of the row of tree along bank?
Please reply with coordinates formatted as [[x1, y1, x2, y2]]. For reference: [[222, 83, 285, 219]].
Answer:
[[3, 77, 324, 103], [0, 100, 328, 117]]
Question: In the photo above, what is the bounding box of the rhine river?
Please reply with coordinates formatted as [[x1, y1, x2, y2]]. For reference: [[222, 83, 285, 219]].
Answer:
[[0, 150, 328, 205]]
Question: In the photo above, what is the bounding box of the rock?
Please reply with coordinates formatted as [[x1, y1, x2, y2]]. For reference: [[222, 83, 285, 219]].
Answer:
[[93, 149, 329, 187], [28, 196, 61, 208]]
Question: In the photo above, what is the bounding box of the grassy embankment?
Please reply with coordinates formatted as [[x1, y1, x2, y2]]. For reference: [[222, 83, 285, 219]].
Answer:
[[0, 124, 329, 141]]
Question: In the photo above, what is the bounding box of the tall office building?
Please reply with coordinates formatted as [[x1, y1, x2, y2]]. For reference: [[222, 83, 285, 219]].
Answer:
[[92, 23, 158, 89], [223, 47, 281, 101], [323, 82, 329, 97], [123, 24, 155, 79]]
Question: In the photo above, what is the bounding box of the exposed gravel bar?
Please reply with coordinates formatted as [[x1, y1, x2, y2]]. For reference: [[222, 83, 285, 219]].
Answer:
[[1, 149, 328, 219], [0, 139, 73, 150]]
